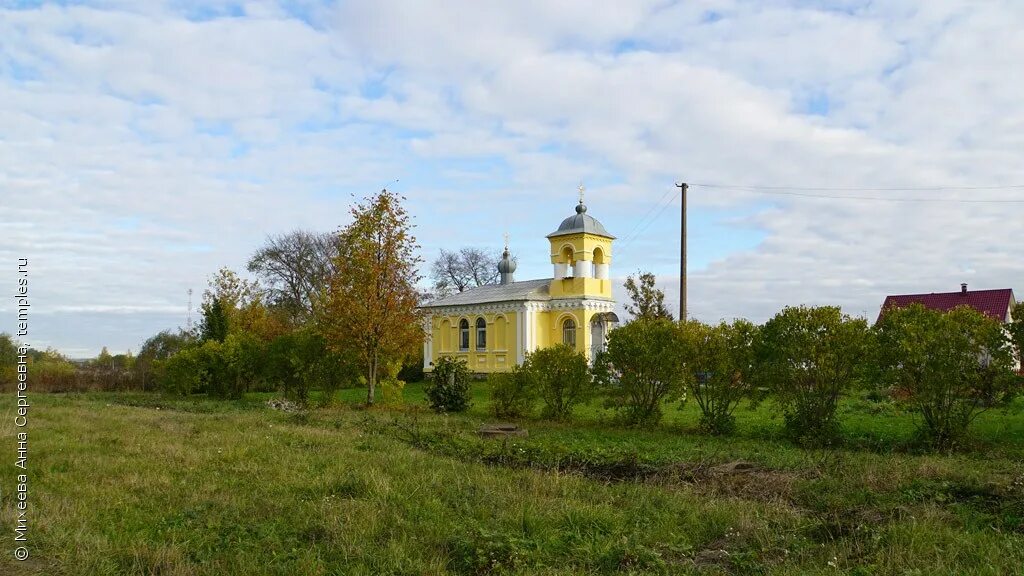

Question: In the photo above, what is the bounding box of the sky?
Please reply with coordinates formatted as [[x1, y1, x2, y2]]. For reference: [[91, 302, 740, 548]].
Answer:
[[1, 0, 1023, 358]]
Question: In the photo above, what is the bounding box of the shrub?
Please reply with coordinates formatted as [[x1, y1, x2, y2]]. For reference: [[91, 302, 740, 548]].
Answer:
[[595, 318, 686, 426], [679, 318, 760, 435], [265, 329, 356, 404], [161, 346, 205, 395], [379, 359, 406, 407], [425, 355, 472, 413], [756, 305, 869, 446], [488, 366, 537, 419], [522, 344, 593, 420], [873, 303, 1019, 449]]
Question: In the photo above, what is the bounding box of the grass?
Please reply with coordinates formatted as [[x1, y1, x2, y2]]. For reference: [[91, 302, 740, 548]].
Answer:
[[1, 383, 1022, 575]]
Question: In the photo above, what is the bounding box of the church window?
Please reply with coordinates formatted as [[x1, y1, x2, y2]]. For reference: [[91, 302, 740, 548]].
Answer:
[[562, 318, 576, 348], [459, 319, 470, 350], [475, 317, 487, 349]]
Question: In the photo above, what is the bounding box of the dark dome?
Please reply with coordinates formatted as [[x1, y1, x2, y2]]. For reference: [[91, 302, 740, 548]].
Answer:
[[547, 200, 615, 239], [497, 249, 517, 273]]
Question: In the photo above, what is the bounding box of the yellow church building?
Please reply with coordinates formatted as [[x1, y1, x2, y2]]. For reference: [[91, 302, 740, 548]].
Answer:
[[422, 191, 618, 373]]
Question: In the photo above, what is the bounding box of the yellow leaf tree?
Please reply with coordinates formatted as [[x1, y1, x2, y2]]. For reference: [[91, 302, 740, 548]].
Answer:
[[320, 189, 424, 405]]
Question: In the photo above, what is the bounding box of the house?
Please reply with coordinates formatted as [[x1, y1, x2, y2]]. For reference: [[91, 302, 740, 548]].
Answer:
[[420, 190, 618, 373], [878, 283, 1019, 371], [877, 283, 1016, 324]]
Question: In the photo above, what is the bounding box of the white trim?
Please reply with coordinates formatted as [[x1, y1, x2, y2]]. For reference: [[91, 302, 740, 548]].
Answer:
[[517, 304, 526, 364]]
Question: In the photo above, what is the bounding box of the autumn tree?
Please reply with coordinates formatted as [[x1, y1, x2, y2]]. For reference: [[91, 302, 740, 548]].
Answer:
[[623, 271, 672, 321], [247, 229, 340, 323], [319, 189, 424, 406], [429, 247, 501, 296]]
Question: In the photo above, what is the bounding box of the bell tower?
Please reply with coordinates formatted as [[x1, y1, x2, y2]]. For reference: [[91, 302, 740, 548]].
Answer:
[[547, 184, 614, 300]]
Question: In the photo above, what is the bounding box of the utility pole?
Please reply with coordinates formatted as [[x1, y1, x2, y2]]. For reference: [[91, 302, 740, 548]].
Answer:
[[675, 182, 688, 320], [187, 288, 193, 332]]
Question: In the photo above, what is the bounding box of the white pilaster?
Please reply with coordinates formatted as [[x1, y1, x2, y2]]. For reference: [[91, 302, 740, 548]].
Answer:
[[517, 305, 526, 364], [422, 315, 433, 370]]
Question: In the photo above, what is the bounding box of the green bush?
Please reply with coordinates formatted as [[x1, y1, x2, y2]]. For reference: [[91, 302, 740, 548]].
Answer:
[[756, 305, 870, 446], [873, 303, 1019, 449], [522, 344, 593, 421], [595, 318, 686, 427], [265, 329, 355, 404], [679, 318, 760, 435], [161, 345, 205, 395], [488, 366, 537, 419], [425, 355, 471, 413]]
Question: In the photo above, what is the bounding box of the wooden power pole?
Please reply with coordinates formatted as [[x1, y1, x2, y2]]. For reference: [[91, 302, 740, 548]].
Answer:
[[675, 182, 688, 320]]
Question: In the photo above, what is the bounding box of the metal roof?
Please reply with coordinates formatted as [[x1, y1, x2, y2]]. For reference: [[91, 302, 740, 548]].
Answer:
[[878, 287, 1016, 324], [546, 202, 615, 239], [422, 278, 551, 308]]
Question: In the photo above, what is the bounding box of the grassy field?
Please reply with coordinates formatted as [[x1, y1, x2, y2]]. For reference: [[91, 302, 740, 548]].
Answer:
[[1, 383, 1023, 575]]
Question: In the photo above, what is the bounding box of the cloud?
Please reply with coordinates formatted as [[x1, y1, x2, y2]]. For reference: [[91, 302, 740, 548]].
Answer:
[[1, 0, 1022, 356]]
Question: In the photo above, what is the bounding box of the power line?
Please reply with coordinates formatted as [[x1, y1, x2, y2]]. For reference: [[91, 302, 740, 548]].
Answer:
[[618, 188, 678, 248], [692, 182, 1024, 203], [619, 186, 675, 244], [692, 181, 1024, 191]]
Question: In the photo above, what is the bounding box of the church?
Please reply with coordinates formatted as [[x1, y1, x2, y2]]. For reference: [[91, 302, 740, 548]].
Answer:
[[422, 189, 619, 373]]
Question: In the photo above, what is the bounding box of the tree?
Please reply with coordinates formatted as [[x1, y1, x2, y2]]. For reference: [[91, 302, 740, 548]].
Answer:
[[199, 297, 230, 343], [0, 333, 18, 389], [623, 271, 672, 321], [319, 188, 425, 406], [265, 328, 354, 403], [430, 247, 501, 296], [873, 304, 1018, 448], [95, 346, 113, 368], [201, 267, 275, 339], [137, 329, 195, 391], [756, 305, 869, 446], [522, 344, 593, 420], [1009, 301, 1024, 372], [595, 318, 687, 426], [247, 229, 340, 323], [679, 319, 760, 435]]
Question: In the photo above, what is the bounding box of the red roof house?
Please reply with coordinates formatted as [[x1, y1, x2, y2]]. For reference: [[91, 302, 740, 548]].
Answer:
[[877, 284, 1017, 324]]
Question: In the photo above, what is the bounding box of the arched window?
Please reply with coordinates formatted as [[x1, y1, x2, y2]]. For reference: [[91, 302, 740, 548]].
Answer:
[[459, 319, 470, 351], [562, 318, 576, 348], [475, 317, 487, 350]]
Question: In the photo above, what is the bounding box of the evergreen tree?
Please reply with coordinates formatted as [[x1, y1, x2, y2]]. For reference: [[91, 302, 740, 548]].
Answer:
[[200, 297, 230, 343]]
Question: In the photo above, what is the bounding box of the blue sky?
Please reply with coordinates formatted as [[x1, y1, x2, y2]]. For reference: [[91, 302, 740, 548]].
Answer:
[[1, 0, 1023, 357]]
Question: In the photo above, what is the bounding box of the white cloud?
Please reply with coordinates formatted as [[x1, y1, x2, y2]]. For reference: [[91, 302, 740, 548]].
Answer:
[[1, 0, 1022, 356]]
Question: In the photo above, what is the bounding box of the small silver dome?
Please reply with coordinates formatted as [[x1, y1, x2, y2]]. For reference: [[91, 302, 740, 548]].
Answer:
[[497, 248, 516, 273]]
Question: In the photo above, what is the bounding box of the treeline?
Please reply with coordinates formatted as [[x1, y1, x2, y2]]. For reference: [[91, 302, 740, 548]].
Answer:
[[0, 189, 426, 402], [429, 274, 1024, 450], [157, 188, 425, 404]]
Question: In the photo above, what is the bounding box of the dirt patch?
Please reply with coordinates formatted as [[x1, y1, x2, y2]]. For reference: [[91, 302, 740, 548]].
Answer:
[[653, 460, 802, 505]]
